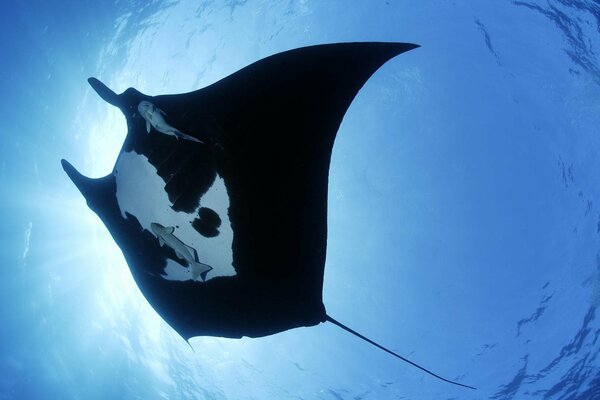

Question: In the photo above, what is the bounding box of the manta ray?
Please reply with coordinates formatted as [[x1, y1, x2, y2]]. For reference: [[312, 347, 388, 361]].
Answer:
[[61, 42, 475, 390]]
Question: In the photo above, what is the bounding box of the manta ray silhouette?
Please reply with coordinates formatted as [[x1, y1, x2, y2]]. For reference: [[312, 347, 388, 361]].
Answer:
[[62, 42, 475, 390]]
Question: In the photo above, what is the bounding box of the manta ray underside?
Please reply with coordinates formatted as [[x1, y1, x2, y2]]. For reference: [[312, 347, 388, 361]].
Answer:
[[62, 42, 475, 389]]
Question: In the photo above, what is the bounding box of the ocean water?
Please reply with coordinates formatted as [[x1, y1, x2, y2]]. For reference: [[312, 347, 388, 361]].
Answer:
[[1, 1, 600, 399]]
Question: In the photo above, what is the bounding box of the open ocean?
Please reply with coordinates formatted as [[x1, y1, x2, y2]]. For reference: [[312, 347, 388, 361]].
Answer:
[[1, 1, 599, 399]]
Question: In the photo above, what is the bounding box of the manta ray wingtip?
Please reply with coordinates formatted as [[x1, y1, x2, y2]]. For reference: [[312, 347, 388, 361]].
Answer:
[[395, 42, 420, 52]]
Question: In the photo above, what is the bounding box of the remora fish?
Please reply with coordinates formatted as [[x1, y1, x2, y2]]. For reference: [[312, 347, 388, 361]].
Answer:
[[151, 222, 212, 281], [138, 101, 203, 143]]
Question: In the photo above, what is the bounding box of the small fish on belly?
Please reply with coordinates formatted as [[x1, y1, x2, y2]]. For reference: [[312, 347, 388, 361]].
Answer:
[[150, 222, 212, 281], [138, 101, 203, 143]]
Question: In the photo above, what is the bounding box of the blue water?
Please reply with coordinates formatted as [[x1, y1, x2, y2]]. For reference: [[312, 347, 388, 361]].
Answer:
[[2, 1, 600, 399]]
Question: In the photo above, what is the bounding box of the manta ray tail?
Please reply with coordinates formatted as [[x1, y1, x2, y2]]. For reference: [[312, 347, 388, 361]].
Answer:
[[325, 315, 476, 390]]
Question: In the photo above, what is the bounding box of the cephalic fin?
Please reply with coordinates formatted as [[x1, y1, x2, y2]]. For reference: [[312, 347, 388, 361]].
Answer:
[[88, 77, 121, 107], [146, 120, 151, 133], [60, 159, 112, 209]]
